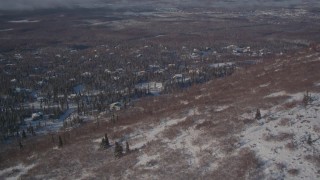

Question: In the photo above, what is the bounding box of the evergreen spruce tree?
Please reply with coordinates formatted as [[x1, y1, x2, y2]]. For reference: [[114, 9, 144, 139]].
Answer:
[[58, 135, 63, 148], [307, 134, 313, 145], [119, 143, 123, 154], [19, 140, 23, 150], [105, 133, 110, 147], [112, 114, 115, 124], [255, 109, 261, 120], [303, 91, 311, 106], [51, 134, 55, 143], [100, 138, 106, 148], [126, 141, 130, 153], [100, 133, 110, 149], [22, 130, 27, 138], [31, 126, 36, 136], [114, 142, 123, 158]]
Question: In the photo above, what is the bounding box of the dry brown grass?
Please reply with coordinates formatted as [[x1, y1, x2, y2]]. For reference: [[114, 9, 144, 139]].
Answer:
[[313, 125, 320, 133], [162, 128, 182, 140], [287, 168, 300, 176], [278, 118, 291, 127], [263, 132, 294, 142], [219, 136, 239, 154], [282, 101, 299, 110], [242, 118, 255, 125], [285, 141, 296, 151], [275, 162, 287, 172], [305, 154, 320, 167]]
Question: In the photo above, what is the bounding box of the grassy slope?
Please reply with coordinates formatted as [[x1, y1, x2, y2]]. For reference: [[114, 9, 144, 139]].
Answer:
[[1, 46, 320, 179]]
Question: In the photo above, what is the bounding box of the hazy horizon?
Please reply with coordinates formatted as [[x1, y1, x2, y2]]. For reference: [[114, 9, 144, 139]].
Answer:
[[1, 0, 319, 11]]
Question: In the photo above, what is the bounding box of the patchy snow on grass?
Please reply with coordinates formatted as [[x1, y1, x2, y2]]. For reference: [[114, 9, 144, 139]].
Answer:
[[164, 126, 203, 167], [92, 137, 103, 143], [92, 137, 104, 150], [264, 91, 287, 98], [136, 153, 160, 169], [76, 169, 94, 180], [188, 107, 200, 116], [240, 92, 320, 179], [130, 116, 187, 149], [314, 82, 320, 87], [259, 83, 270, 88], [130, 108, 200, 150], [0, 163, 36, 180], [180, 100, 189, 105], [240, 112, 253, 120], [160, 118, 222, 169], [215, 105, 229, 112], [285, 92, 305, 103], [195, 95, 203, 100]]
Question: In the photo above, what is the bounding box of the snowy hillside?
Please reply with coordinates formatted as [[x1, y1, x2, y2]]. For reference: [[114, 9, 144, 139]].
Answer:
[[1, 48, 320, 179], [241, 92, 320, 179]]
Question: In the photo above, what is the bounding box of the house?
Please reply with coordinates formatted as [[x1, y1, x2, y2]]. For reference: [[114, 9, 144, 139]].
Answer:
[[116, 68, 124, 73], [32, 112, 43, 121], [81, 72, 92, 77], [104, 69, 112, 74], [191, 52, 200, 59], [135, 82, 164, 95], [136, 71, 146, 76], [148, 65, 160, 72], [110, 102, 122, 111], [172, 74, 183, 81]]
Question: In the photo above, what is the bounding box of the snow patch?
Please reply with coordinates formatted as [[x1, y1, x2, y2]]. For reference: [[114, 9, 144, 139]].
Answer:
[[92, 137, 102, 143], [264, 91, 287, 98], [314, 82, 320, 87], [195, 95, 202, 100], [215, 105, 229, 112], [53, 146, 61, 150], [285, 92, 304, 103], [240, 112, 253, 120], [259, 83, 270, 88], [180, 100, 189, 105], [0, 163, 36, 180], [136, 153, 160, 169], [188, 107, 200, 116]]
